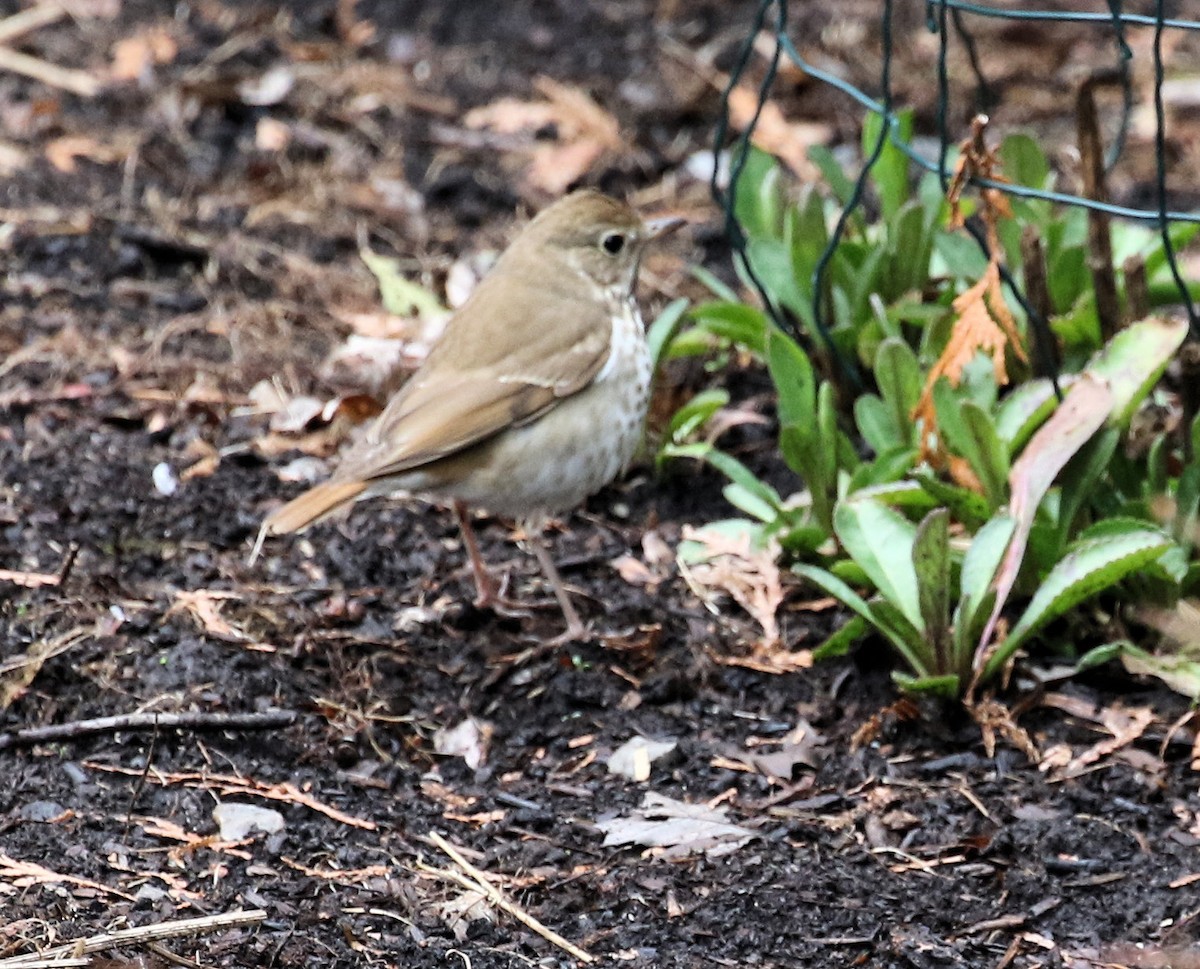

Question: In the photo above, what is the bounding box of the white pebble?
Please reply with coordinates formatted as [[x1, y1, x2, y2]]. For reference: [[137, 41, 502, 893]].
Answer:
[[152, 462, 178, 496]]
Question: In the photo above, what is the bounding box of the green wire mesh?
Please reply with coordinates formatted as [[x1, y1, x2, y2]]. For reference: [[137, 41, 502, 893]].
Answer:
[[712, 0, 1200, 381]]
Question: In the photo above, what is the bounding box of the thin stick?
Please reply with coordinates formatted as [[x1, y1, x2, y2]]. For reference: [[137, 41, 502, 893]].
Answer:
[[0, 2, 67, 47], [145, 941, 206, 969], [0, 568, 61, 588], [0, 910, 266, 967], [0, 710, 297, 751], [1077, 79, 1120, 339], [427, 832, 595, 964], [0, 45, 101, 96]]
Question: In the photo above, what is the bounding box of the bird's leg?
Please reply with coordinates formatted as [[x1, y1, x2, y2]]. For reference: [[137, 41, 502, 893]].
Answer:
[[453, 500, 503, 606], [529, 535, 590, 644], [452, 501, 531, 616]]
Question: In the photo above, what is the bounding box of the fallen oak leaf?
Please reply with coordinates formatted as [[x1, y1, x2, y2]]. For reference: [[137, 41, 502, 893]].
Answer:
[[596, 792, 755, 859]]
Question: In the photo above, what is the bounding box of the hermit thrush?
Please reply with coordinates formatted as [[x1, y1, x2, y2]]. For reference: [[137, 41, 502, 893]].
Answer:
[[255, 190, 683, 641]]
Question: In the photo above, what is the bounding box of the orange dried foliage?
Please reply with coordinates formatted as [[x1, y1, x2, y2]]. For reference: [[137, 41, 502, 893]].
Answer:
[[914, 116, 1029, 472]]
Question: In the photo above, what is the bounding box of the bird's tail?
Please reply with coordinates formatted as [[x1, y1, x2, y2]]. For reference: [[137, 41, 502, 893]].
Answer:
[[249, 479, 367, 564]]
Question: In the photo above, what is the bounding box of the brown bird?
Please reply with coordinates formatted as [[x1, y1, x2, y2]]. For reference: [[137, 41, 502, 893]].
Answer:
[[255, 190, 683, 641]]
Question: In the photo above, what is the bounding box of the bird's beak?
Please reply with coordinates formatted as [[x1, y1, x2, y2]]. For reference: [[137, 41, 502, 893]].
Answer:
[[644, 215, 687, 239]]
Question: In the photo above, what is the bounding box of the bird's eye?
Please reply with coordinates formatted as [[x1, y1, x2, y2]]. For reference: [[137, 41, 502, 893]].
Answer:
[[601, 232, 626, 255]]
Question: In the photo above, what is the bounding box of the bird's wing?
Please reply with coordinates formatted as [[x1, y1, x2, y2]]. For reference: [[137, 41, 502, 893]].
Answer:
[[334, 274, 613, 483]]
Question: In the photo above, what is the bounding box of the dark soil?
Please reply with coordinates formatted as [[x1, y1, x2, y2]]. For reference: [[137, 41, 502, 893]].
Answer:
[[3, 2, 1199, 968]]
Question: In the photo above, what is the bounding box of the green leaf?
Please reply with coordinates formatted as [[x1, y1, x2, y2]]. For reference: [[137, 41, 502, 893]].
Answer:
[[959, 514, 1016, 630], [912, 470, 992, 530], [1075, 519, 1184, 584], [1074, 641, 1125, 672], [1054, 428, 1120, 548], [892, 671, 961, 698], [789, 185, 830, 285], [1142, 221, 1200, 281], [745, 237, 807, 318], [723, 482, 780, 524], [848, 245, 889, 325], [1174, 460, 1200, 552], [1084, 315, 1189, 427], [869, 598, 935, 674], [833, 498, 922, 631], [779, 425, 814, 480], [796, 567, 931, 678], [933, 231, 989, 281], [690, 301, 771, 353], [874, 338, 922, 445], [1048, 245, 1088, 313], [987, 529, 1174, 679], [854, 394, 899, 454], [999, 133, 1051, 190], [813, 614, 868, 660], [733, 146, 785, 240], [959, 401, 1010, 509], [953, 587, 996, 675], [359, 248, 447, 318], [778, 521, 830, 556], [661, 327, 716, 360], [647, 298, 692, 372], [793, 564, 877, 624], [667, 388, 730, 443], [850, 446, 918, 489], [767, 328, 816, 427], [913, 508, 951, 673], [994, 378, 1063, 452], [807, 144, 856, 208], [886, 201, 936, 297], [690, 265, 739, 302], [864, 108, 912, 222], [848, 478, 932, 510], [810, 381, 840, 535], [661, 443, 783, 514]]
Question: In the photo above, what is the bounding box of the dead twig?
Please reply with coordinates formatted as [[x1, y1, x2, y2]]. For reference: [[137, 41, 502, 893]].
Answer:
[[0, 627, 92, 712], [423, 831, 596, 964], [0, 710, 297, 752], [83, 763, 377, 830], [0, 2, 68, 47], [1077, 78, 1120, 340], [0, 45, 100, 97], [0, 543, 78, 589], [0, 910, 266, 967]]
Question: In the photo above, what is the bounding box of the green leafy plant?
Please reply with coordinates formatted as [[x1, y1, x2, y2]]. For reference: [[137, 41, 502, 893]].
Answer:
[[658, 125, 1200, 701]]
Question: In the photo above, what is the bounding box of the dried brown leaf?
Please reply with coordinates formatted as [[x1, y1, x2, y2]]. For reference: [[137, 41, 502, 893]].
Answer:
[[726, 83, 831, 179], [680, 525, 783, 645], [169, 589, 247, 642], [44, 135, 119, 172], [463, 76, 622, 194], [110, 26, 177, 81]]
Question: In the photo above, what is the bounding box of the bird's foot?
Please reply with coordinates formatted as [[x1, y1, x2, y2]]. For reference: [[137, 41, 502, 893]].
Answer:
[[472, 574, 534, 619]]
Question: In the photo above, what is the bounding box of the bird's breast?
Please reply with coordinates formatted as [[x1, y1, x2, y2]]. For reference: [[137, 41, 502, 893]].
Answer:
[[398, 299, 652, 522]]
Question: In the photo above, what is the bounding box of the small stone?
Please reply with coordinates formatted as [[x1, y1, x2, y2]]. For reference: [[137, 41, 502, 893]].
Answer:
[[213, 802, 286, 840]]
